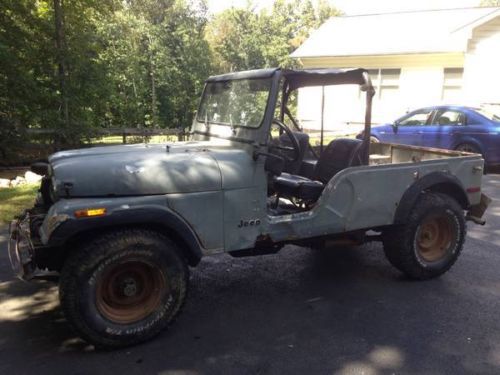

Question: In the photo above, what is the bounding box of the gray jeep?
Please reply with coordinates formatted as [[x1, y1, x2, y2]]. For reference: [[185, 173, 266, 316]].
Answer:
[[9, 68, 488, 348]]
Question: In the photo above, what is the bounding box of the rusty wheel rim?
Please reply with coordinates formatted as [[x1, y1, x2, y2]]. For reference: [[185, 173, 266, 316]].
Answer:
[[96, 258, 166, 324], [416, 215, 455, 262]]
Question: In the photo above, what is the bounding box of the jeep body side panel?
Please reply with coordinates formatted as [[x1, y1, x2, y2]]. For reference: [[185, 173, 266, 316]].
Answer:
[[212, 147, 269, 251], [267, 155, 483, 243], [41, 196, 207, 265], [167, 191, 224, 253]]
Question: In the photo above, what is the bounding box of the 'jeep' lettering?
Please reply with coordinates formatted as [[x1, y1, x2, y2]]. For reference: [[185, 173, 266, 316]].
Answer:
[[238, 219, 261, 228]]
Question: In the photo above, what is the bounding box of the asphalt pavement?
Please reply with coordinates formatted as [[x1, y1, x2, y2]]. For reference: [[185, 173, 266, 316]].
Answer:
[[1, 176, 500, 375]]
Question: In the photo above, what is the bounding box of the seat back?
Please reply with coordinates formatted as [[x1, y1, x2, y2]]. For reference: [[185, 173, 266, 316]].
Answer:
[[313, 138, 362, 184], [279, 132, 310, 174]]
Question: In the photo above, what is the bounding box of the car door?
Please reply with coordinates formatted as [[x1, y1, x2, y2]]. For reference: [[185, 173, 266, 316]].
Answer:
[[392, 108, 433, 146], [422, 109, 467, 150]]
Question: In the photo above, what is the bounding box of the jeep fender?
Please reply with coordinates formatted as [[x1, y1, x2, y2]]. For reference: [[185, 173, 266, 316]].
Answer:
[[394, 172, 469, 225], [48, 206, 203, 266]]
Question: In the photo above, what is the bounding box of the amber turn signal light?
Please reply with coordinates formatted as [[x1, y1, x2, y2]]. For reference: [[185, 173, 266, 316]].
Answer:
[[74, 208, 107, 218]]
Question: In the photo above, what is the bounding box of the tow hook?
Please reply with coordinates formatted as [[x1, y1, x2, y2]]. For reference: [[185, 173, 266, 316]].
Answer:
[[466, 214, 486, 225]]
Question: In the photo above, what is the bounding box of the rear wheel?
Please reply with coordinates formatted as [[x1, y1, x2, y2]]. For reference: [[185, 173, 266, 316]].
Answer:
[[455, 143, 480, 154], [382, 193, 465, 280], [60, 228, 188, 348]]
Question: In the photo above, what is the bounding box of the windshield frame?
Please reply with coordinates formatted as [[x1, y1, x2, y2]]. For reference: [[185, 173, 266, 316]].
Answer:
[[196, 77, 273, 130]]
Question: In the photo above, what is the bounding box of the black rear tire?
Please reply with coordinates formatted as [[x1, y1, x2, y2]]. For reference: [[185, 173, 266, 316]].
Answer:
[[59, 228, 188, 348], [382, 193, 466, 280]]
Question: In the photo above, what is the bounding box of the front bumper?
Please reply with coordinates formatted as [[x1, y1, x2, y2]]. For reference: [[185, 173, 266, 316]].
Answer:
[[8, 215, 37, 280]]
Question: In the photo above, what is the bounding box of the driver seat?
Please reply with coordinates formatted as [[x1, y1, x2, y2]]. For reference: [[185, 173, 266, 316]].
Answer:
[[273, 139, 363, 202]]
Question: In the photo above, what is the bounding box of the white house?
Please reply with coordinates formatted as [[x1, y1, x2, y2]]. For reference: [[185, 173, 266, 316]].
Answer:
[[290, 7, 500, 131]]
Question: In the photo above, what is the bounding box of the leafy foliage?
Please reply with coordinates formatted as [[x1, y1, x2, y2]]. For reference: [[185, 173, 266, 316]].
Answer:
[[0, 0, 339, 155], [206, 0, 340, 72]]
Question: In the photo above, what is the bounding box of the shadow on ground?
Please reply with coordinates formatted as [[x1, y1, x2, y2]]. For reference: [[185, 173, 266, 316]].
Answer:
[[1, 176, 500, 374]]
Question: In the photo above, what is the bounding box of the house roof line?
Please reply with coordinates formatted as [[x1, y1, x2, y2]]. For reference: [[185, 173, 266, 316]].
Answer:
[[290, 7, 500, 59], [337, 6, 499, 18], [451, 7, 500, 33], [296, 52, 464, 59]]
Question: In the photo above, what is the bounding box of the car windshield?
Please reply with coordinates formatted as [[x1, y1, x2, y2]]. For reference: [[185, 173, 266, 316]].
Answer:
[[476, 107, 500, 122], [197, 78, 272, 128]]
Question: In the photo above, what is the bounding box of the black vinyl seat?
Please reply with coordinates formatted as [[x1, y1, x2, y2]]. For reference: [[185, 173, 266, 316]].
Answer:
[[274, 174, 324, 201], [273, 138, 363, 202]]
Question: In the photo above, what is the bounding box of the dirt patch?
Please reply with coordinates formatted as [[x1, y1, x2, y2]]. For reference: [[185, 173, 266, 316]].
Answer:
[[0, 168, 29, 180]]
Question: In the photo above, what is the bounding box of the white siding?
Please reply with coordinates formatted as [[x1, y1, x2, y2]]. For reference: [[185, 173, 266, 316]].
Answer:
[[297, 67, 447, 131], [399, 68, 445, 109], [295, 14, 500, 131], [296, 84, 364, 132], [463, 16, 500, 104]]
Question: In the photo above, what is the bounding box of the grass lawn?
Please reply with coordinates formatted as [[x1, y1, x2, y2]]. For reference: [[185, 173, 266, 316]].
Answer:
[[0, 184, 38, 224]]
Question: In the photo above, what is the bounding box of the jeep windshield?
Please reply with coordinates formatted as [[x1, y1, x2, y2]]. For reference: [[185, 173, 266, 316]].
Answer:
[[197, 78, 272, 128]]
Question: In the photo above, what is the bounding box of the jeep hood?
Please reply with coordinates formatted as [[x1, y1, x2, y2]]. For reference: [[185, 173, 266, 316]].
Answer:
[[49, 142, 224, 197]]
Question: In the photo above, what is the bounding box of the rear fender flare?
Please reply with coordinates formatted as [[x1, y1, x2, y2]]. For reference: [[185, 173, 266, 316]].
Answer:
[[394, 172, 469, 225]]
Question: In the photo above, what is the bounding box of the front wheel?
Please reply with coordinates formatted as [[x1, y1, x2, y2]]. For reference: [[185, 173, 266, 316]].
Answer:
[[382, 193, 466, 280], [59, 229, 188, 348]]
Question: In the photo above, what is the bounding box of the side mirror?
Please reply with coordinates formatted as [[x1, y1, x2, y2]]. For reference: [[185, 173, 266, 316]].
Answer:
[[254, 151, 285, 176], [392, 122, 399, 133]]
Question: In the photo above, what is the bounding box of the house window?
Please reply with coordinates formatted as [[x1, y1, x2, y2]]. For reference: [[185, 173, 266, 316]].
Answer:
[[442, 68, 463, 102], [365, 69, 401, 100]]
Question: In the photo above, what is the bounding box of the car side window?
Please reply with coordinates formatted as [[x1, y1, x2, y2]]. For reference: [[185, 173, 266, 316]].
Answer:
[[433, 110, 466, 126], [398, 110, 432, 126]]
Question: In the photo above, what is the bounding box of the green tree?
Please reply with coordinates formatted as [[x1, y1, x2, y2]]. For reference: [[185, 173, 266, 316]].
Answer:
[[205, 0, 340, 72], [98, 0, 212, 129], [1, 0, 212, 152]]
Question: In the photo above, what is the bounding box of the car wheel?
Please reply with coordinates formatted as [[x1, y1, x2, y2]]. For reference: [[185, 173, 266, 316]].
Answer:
[[59, 228, 188, 348], [370, 136, 379, 143], [382, 192, 465, 280]]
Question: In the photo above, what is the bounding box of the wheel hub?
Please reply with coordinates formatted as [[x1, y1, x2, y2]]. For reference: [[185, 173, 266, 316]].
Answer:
[[95, 258, 167, 324], [121, 277, 138, 297], [416, 215, 454, 262]]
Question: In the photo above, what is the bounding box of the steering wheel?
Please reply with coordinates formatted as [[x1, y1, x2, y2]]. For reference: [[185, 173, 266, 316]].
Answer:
[[348, 142, 366, 167], [269, 119, 301, 162]]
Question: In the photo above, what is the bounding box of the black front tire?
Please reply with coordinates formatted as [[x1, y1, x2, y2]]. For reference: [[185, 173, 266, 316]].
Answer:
[[59, 228, 188, 348], [382, 193, 466, 280]]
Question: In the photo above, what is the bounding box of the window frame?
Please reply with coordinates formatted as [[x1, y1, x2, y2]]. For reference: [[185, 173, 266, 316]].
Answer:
[[441, 68, 464, 101], [397, 108, 434, 126], [430, 108, 467, 126], [360, 68, 401, 100]]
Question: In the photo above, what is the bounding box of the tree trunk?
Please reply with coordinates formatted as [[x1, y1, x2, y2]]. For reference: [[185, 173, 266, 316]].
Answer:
[[151, 67, 157, 128], [53, 0, 69, 147], [148, 35, 158, 129]]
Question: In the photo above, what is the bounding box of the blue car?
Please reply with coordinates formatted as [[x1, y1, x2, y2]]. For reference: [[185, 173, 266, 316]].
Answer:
[[364, 106, 500, 166]]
